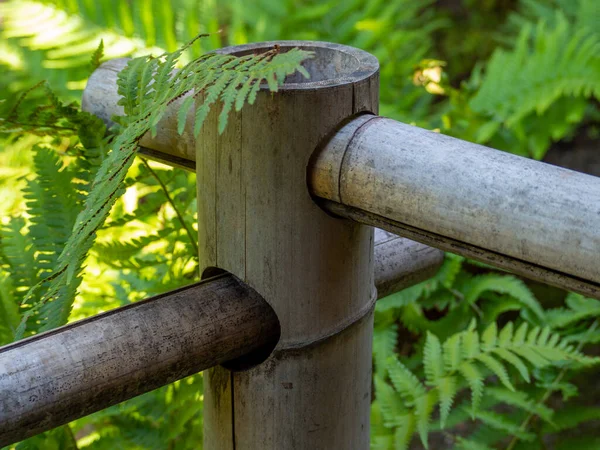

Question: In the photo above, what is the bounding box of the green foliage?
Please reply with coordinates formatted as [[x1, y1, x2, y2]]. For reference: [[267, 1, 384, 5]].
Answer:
[[545, 293, 600, 336], [0, 82, 107, 342], [90, 40, 104, 71], [2, 0, 600, 449], [13, 426, 78, 450], [72, 375, 204, 449], [373, 251, 600, 449], [0, 0, 159, 109], [441, 0, 600, 159], [469, 9, 599, 158], [372, 321, 599, 449], [0, 80, 106, 145], [225, 0, 448, 122], [471, 11, 599, 126]]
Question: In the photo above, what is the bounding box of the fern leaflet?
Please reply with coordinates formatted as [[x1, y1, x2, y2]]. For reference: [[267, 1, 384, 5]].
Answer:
[[373, 320, 599, 448]]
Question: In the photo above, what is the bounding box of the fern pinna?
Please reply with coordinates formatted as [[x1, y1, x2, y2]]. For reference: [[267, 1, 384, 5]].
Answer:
[[438, 0, 599, 160], [1, 36, 312, 338], [372, 320, 599, 450], [372, 253, 600, 450]]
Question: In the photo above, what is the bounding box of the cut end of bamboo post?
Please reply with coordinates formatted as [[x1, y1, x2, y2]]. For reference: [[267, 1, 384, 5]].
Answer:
[[216, 40, 379, 90]]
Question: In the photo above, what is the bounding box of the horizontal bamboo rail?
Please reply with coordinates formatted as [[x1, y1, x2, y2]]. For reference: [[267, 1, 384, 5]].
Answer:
[[0, 275, 279, 447], [374, 228, 443, 298], [83, 61, 600, 297], [309, 115, 600, 298]]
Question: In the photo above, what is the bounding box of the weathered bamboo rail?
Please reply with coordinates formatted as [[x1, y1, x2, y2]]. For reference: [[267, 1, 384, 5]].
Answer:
[[374, 229, 443, 298], [309, 115, 600, 298], [0, 275, 279, 446]]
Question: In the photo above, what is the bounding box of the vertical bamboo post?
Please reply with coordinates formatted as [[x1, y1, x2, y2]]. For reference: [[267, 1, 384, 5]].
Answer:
[[196, 41, 379, 449]]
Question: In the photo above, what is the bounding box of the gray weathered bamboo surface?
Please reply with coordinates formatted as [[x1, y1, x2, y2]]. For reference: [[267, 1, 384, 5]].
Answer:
[[0, 275, 279, 447], [374, 228, 444, 298], [196, 41, 379, 449], [309, 115, 600, 299]]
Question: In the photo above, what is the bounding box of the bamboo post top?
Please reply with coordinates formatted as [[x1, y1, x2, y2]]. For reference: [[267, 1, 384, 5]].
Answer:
[[195, 40, 380, 350], [216, 40, 379, 90]]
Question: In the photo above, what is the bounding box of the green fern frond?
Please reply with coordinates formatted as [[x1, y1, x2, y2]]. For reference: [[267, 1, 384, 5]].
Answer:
[[472, 11, 600, 124], [12, 37, 312, 338], [393, 413, 416, 450], [563, 330, 600, 345], [455, 437, 495, 450], [443, 332, 463, 372], [541, 404, 600, 433], [513, 322, 528, 345], [436, 253, 464, 289], [428, 321, 596, 427], [0, 271, 20, 344], [461, 327, 480, 359], [0, 0, 161, 105], [473, 409, 536, 441], [475, 353, 514, 391], [424, 332, 444, 385], [480, 321, 497, 350], [0, 217, 37, 302], [0, 80, 107, 148], [373, 323, 398, 373], [24, 147, 80, 271], [387, 357, 427, 403], [370, 401, 394, 450], [414, 392, 436, 449], [436, 375, 457, 428], [491, 347, 530, 382], [376, 283, 424, 312], [374, 376, 409, 427], [462, 274, 545, 321], [90, 39, 104, 71], [498, 321, 514, 345], [545, 293, 600, 329], [485, 387, 554, 425], [470, 9, 600, 157], [94, 228, 176, 264], [459, 361, 485, 415]]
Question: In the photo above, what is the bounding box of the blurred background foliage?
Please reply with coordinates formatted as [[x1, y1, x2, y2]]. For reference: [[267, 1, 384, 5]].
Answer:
[[0, 0, 599, 448]]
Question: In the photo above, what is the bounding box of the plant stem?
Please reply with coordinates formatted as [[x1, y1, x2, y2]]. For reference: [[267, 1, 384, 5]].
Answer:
[[65, 424, 80, 449], [141, 158, 199, 256], [505, 320, 599, 450]]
